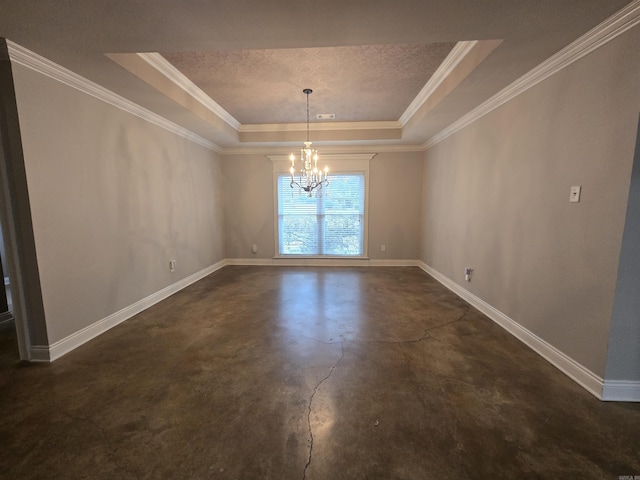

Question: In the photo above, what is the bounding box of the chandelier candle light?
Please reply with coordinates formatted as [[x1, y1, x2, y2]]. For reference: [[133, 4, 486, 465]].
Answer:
[[289, 89, 329, 196]]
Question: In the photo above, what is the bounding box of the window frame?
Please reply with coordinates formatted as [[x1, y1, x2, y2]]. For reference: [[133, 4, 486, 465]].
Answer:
[[269, 154, 372, 259]]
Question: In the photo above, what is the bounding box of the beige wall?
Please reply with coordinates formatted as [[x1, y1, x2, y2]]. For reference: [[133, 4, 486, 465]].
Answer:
[[221, 154, 276, 258], [420, 25, 640, 378], [369, 152, 422, 259], [12, 64, 225, 344], [221, 151, 422, 260]]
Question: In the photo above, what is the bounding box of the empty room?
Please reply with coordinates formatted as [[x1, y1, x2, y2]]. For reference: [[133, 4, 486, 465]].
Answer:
[[1, 1, 640, 478]]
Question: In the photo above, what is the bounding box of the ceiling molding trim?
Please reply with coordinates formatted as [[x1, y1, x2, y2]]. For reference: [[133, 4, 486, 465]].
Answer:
[[399, 40, 478, 127], [239, 121, 402, 133], [6, 41, 221, 153], [424, 0, 640, 150], [136, 53, 241, 131], [221, 144, 425, 156], [267, 153, 377, 163], [268, 153, 375, 174]]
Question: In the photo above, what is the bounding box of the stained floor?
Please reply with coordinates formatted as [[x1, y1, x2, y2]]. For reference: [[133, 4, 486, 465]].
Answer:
[[1, 266, 639, 479]]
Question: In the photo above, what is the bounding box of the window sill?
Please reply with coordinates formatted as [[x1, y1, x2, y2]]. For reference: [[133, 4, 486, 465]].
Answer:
[[270, 256, 371, 267], [273, 255, 370, 260]]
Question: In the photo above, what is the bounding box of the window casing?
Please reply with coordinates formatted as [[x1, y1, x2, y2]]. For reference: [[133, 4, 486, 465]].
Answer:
[[277, 173, 366, 256]]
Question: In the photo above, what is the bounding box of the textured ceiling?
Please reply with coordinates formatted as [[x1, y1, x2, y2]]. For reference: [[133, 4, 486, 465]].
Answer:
[[162, 43, 456, 124], [0, 0, 634, 149]]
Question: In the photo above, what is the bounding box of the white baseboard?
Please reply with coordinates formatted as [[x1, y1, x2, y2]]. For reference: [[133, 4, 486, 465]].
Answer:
[[47, 260, 226, 361], [417, 261, 613, 401], [40, 258, 637, 401], [224, 258, 280, 266], [29, 345, 51, 362], [602, 381, 640, 402], [369, 259, 419, 267], [226, 257, 420, 267], [41, 259, 421, 362], [228, 257, 372, 267]]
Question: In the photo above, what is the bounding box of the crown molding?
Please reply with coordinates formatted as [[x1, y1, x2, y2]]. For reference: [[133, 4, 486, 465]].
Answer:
[[266, 153, 377, 163], [268, 152, 374, 173], [399, 40, 478, 126], [136, 52, 241, 131], [239, 120, 401, 133], [221, 143, 426, 156], [6, 41, 221, 153], [424, 0, 640, 150]]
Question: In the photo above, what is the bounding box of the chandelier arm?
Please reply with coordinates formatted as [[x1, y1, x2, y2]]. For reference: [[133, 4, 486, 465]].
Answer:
[[290, 177, 329, 193], [290, 179, 308, 190]]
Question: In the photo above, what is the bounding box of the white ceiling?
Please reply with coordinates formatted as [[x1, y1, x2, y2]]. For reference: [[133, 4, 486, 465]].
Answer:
[[0, 0, 633, 151]]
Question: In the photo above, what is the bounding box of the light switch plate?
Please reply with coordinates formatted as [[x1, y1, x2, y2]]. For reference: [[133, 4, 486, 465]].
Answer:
[[570, 185, 581, 203]]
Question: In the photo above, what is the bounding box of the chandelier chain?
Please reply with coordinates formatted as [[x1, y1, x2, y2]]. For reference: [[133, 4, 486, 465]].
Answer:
[[306, 91, 310, 143], [289, 88, 329, 197]]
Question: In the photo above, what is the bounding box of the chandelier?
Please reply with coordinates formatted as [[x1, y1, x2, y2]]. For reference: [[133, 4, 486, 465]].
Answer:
[[289, 89, 329, 196]]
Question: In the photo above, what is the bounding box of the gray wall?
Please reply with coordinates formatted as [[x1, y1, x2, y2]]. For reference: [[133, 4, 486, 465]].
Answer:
[[420, 25, 640, 378], [12, 64, 225, 344], [221, 154, 276, 259], [369, 152, 423, 260], [221, 151, 423, 260]]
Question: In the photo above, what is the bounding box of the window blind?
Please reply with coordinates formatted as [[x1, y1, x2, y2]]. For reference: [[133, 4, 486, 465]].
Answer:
[[277, 173, 365, 256]]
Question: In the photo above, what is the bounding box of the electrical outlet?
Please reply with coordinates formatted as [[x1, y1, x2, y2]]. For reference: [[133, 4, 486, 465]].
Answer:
[[169, 259, 176, 272], [252, 244, 258, 254], [464, 267, 473, 282], [381, 244, 386, 252], [570, 185, 581, 203]]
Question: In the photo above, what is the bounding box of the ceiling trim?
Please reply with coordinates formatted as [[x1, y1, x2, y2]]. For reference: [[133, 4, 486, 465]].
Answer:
[[424, 0, 640, 150], [6, 41, 221, 153], [267, 153, 377, 163], [221, 144, 425, 155], [268, 153, 375, 174], [399, 40, 479, 127], [239, 121, 401, 133], [136, 52, 241, 130]]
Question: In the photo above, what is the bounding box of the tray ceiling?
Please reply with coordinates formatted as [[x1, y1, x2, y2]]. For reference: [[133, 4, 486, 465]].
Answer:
[[0, 0, 634, 151]]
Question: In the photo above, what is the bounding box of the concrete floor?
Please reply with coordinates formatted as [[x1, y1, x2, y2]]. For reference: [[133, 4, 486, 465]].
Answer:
[[1, 266, 639, 479]]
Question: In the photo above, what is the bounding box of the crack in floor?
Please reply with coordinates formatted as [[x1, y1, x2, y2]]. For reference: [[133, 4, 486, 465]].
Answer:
[[296, 305, 470, 479], [425, 304, 471, 334], [286, 304, 470, 349], [355, 304, 471, 346], [357, 331, 432, 345], [297, 334, 342, 345], [302, 342, 345, 480]]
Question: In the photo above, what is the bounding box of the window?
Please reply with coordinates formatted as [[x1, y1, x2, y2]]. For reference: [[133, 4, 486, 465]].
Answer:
[[277, 173, 365, 256]]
